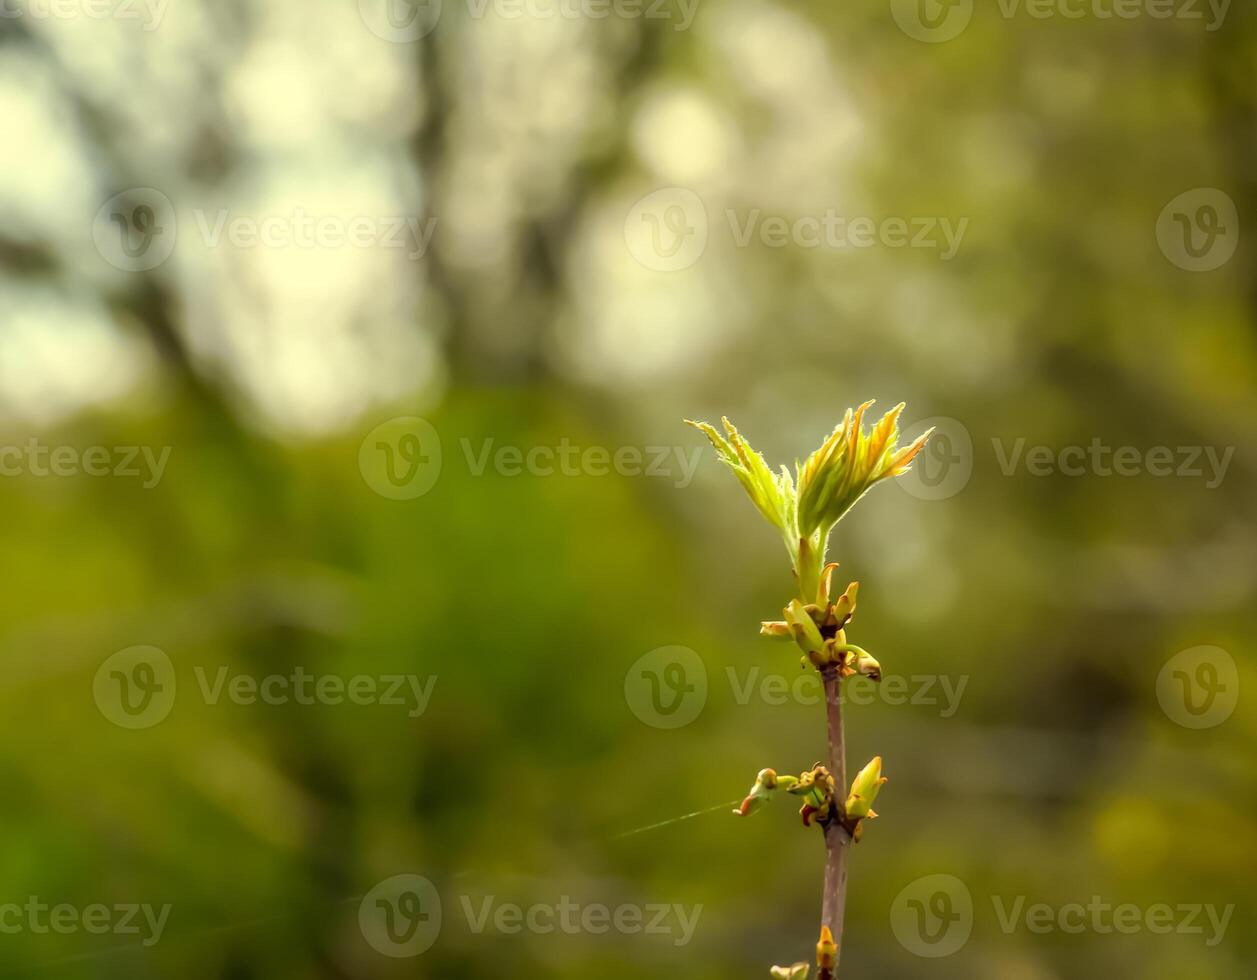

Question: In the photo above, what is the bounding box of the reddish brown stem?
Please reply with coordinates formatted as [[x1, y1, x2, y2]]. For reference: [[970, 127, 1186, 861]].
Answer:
[[820, 666, 849, 973]]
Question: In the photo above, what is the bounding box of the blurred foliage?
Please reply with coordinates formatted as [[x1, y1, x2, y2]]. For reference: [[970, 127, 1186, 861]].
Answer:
[[1, 0, 1256, 978]]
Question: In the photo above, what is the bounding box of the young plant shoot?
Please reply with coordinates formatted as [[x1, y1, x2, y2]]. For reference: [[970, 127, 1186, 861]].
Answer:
[[688, 402, 932, 979]]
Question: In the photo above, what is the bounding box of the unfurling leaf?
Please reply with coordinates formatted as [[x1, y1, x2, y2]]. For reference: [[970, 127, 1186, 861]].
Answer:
[[686, 418, 795, 533], [688, 406, 932, 602], [795, 402, 933, 538]]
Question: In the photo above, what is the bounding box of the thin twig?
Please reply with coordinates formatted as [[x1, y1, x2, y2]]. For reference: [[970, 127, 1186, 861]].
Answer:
[[820, 666, 849, 974]]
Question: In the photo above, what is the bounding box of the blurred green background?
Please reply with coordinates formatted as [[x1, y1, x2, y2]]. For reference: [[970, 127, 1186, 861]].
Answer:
[[0, 0, 1254, 977]]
